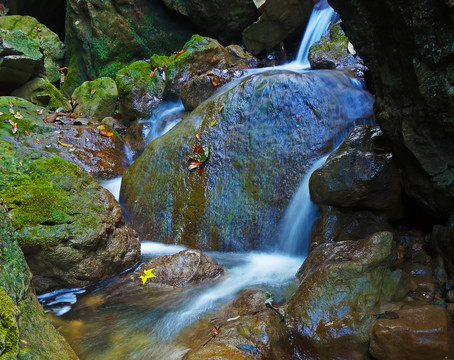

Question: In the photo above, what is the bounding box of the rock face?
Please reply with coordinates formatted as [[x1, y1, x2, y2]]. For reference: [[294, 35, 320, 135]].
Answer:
[[182, 289, 291, 359], [160, 0, 260, 41], [429, 221, 454, 283], [62, 0, 195, 96], [0, 15, 65, 84], [137, 249, 224, 287], [369, 305, 453, 360], [72, 77, 118, 120], [310, 125, 403, 220], [115, 61, 164, 126], [308, 23, 367, 77], [327, 0, 454, 217], [0, 208, 78, 359], [0, 139, 140, 293], [0, 96, 126, 178], [0, 27, 44, 92], [242, 0, 314, 55], [286, 232, 396, 359], [121, 70, 374, 251]]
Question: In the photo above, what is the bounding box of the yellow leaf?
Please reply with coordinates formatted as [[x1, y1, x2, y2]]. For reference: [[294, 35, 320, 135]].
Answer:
[[210, 116, 218, 127], [57, 140, 73, 147], [140, 268, 156, 285], [97, 124, 106, 130], [218, 105, 224, 114], [14, 112, 23, 119]]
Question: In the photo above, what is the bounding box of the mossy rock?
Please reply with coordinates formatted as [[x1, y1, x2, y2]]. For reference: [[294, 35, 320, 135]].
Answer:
[[11, 77, 71, 111], [0, 15, 65, 84], [115, 61, 164, 125], [72, 77, 118, 120], [163, 34, 232, 99], [121, 70, 374, 251], [0, 139, 140, 293], [62, 0, 196, 96], [0, 28, 44, 92], [0, 209, 78, 359]]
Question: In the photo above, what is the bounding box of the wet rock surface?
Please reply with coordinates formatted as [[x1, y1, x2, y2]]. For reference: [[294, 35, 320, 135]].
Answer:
[[369, 305, 453, 360], [328, 0, 454, 217], [0, 139, 140, 294], [0, 208, 78, 359], [310, 125, 403, 220], [136, 249, 224, 287], [121, 70, 374, 251], [286, 232, 395, 359]]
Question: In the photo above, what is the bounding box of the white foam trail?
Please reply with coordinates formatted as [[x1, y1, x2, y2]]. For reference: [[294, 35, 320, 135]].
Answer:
[[100, 177, 122, 201], [140, 241, 187, 256]]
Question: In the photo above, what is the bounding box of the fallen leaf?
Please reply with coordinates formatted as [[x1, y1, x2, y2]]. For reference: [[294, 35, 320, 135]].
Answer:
[[348, 42, 356, 55], [9, 108, 14, 115], [99, 130, 114, 137], [0, 112, 4, 116], [195, 133, 201, 141], [9, 120, 18, 134], [97, 124, 107, 130], [150, 66, 158, 78], [140, 268, 156, 285], [34, 27, 41, 32], [212, 326, 219, 335], [188, 161, 203, 170], [36, 109, 44, 115], [35, 138, 40, 144], [24, 130, 29, 136], [210, 116, 218, 127], [218, 105, 224, 114], [43, 114, 58, 123], [173, 49, 185, 60], [26, 111, 30, 115], [112, 112, 121, 120], [208, 74, 221, 87], [66, 113, 80, 119], [187, 144, 210, 170], [57, 140, 74, 147]]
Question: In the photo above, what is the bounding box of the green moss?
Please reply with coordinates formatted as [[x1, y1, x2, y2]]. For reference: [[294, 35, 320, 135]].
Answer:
[[309, 23, 348, 58], [149, 54, 171, 69], [0, 287, 19, 359]]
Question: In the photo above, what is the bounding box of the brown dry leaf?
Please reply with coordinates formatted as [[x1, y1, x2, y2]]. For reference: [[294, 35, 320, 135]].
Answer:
[[208, 75, 221, 87], [66, 113, 80, 119], [99, 130, 114, 137], [188, 161, 203, 170], [57, 140, 74, 147], [150, 67, 158, 78], [35, 138, 40, 144], [9, 119, 18, 134], [173, 49, 185, 60], [24, 130, 29, 136], [43, 114, 58, 123], [212, 326, 219, 335]]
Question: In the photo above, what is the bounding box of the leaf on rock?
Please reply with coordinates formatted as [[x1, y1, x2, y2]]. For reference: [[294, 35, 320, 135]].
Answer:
[[9, 119, 18, 134], [57, 140, 73, 147], [99, 130, 114, 137], [35, 138, 40, 144], [187, 144, 210, 170], [173, 49, 185, 60], [140, 268, 156, 285], [218, 105, 224, 114], [97, 125, 107, 130], [208, 74, 221, 87], [66, 113, 80, 119], [36, 108, 44, 115], [43, 114, 58, 123], [150, 67, 158, 78], [24, 130, 29, 136], [210, 116, 218, 127]]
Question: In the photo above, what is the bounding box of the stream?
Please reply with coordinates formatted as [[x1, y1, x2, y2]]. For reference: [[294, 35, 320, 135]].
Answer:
[[39, 2, 350, 358]]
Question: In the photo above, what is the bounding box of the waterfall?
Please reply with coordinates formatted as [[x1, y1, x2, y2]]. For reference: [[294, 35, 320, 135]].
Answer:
[[279, 154, 329, 255], [294, 0, 338, 66]]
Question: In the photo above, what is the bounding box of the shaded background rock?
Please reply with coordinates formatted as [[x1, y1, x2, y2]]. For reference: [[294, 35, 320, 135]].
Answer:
[[309, 125, 403, 220], [121, 70, 374, 251], [160, 0, 260, 42], [62, 0, 196, 96], [327, 0, 454, 218], [0, 15, 65, 84], [308, 22, 367, 77], [0, 208, 78, 359], [286, 232, 396, 360], [136, 249, 224, 287], [242, 0, 314, 55], [0, 140, 140, 294]]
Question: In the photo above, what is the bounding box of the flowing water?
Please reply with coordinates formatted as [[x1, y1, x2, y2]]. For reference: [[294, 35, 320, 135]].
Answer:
[[40, 2, 367, 358]]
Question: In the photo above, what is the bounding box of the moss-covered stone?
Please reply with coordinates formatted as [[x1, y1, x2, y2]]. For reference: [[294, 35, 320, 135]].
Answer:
[[10, 77, 71, 111], [121, 70, 374, 251], [0, 208, 78, 359], [115, 61, 164, 125], [0, 15, 65, 84], [0, 139, 140, 293], [72, 77, 118, 120], [62, 0, 196, 96]]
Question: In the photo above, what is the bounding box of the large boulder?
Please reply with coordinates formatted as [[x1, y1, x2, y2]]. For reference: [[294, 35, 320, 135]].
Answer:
[[0, 15, 65, 84], [136, 249, 224, 287], [309, 125, 403, 220], [115, 60, 165, 126], [0, 208, 78, 359], [159, 0, 260, 42], [286, 232, 397, 359], [62, 0, 195, 96], [327, 0, 454, 217], [0, 139, 140, 293], [121, 70, 374, 251], [242, 0, 314, 55], [72, 77, 118, 120], [308, 22, 367, 77], [369, 305, 453, 360], [0, 28, 44, 92], [429, 220, 454, 283]]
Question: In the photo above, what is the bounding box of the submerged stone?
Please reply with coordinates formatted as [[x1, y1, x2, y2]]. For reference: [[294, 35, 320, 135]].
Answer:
[[121, 70, 374, 251]]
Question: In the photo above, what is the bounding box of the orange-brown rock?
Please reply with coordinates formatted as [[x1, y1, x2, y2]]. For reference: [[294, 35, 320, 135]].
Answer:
[[369, 305, 454, 360], [137, 249, 224, 287]]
